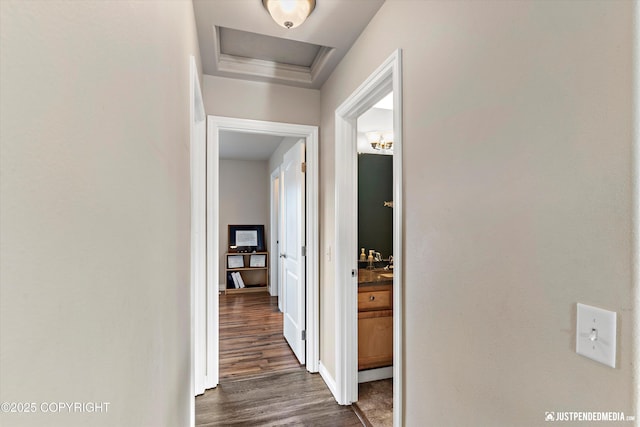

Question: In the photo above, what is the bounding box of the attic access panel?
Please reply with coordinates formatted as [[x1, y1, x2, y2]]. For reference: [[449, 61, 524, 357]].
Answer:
[[218, 26, 322, 67]]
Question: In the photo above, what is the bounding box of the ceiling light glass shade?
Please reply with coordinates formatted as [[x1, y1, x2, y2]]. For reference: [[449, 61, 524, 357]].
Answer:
[[262, 0, 316, 29], [365, 131, 379, 149], [366, 131, 394, 151], [382, 131, 394, 150]]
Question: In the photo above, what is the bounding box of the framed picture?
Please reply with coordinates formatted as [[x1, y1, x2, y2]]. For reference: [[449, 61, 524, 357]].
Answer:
[[228, 225, 265, 252], [249, 254, 267, 268], [227, 255, 244, 269]]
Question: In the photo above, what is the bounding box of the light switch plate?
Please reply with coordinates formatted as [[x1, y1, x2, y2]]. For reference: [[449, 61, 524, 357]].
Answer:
[[576, 303, 616, 368]]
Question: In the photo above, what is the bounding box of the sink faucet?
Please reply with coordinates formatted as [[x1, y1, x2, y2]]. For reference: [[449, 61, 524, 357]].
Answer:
[[385, 255, 394, 270]]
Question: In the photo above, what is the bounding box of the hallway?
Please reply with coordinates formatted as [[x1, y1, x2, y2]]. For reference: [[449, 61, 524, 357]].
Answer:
[[195, 293, 362, 426]]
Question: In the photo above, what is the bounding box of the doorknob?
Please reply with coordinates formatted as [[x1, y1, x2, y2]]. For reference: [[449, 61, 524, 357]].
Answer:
[[280, 253, 287, 259]]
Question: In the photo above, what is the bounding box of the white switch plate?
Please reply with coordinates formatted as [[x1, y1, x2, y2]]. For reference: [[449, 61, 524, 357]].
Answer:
[[576, 303, 616, 368]]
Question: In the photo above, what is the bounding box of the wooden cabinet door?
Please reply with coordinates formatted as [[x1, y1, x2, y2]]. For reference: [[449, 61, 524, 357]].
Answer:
[[358, 310, 393, 370]]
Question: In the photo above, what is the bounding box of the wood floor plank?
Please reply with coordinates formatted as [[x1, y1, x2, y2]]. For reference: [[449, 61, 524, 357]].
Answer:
[[218, 293, 302, 380], [196, 293, 362, 426]]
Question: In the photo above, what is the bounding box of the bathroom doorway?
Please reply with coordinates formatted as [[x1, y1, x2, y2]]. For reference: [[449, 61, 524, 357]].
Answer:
[[334, 49, 403, 427], [353, 93, 395, 427]]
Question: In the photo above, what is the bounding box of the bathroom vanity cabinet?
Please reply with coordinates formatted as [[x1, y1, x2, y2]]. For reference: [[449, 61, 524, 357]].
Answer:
[[358, 270, 393, 370]]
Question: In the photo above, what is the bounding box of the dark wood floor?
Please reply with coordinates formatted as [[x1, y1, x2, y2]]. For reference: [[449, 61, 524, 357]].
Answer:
[[218, 293, 302, 380], [196, 293, 362, 426]]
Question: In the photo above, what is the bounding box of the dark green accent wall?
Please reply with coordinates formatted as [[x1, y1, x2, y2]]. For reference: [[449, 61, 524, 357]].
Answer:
[[358, 153, 393, 260]]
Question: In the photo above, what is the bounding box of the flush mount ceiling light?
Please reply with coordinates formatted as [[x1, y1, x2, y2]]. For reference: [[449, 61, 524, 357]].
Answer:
[[262, 0, 316, 29]]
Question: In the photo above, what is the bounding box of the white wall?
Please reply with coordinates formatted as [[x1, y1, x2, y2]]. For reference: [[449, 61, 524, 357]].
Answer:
[[203, 75, 320, 126], [320, 1, 636, 425], [0, 1, 200, 426], [634, 1, 640, 419], [219, 160, 270, 286]]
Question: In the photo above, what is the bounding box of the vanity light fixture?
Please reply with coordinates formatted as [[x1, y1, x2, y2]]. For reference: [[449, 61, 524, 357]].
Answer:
[[262, 0, 316, 29], [366, 131, 394, 152]]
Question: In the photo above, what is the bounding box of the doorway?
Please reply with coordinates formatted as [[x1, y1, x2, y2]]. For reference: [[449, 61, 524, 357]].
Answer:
[[197, 116, 320, 392], [334, 50, 403, 427]]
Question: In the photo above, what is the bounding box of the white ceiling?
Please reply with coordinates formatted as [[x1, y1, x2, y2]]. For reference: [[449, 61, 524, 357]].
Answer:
[[193, 0, 385, 89], [357, 92, 393, 155], [219, 131, 285, 160]]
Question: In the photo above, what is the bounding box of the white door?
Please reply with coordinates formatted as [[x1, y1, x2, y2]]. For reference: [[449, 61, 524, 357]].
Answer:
[[281, 140, 306, 364]]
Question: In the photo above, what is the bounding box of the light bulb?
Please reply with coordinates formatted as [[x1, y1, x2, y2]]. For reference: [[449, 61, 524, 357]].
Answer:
[[263, 0, 316, 29]]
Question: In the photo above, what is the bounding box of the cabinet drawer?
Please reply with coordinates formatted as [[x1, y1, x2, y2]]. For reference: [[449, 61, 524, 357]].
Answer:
[[358, 289, 392, 311]]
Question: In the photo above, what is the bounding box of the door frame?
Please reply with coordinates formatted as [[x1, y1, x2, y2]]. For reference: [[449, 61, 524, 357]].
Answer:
[[334, 49, 403, 427], [269, 167, 280, 298], [206, 116, 320, 375], [189, 54, 207, 425]]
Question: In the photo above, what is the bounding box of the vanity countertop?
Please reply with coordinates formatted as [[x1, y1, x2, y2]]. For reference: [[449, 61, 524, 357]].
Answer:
[[358, 269, 393, 286]]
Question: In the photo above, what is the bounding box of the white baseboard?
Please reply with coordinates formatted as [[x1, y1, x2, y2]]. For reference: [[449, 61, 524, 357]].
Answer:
[[319, 362, 339, 403], [219, 283, 225, 292], [358, 366, 393, 383]]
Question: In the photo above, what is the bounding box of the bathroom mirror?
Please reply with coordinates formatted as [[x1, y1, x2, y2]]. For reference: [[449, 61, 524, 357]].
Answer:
[[358, 153, 393, 264], [356, 95, 394, 265]]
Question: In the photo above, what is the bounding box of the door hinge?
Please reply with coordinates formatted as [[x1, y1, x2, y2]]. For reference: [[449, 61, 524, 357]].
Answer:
[[302, 246, 306, 257], [301, 162, 306, 173], [302, 330, 306, 341]]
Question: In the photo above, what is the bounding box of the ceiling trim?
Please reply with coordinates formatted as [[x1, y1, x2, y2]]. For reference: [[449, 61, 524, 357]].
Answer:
[[310, 46, 333, 82], [212, 26, 335, 88]]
